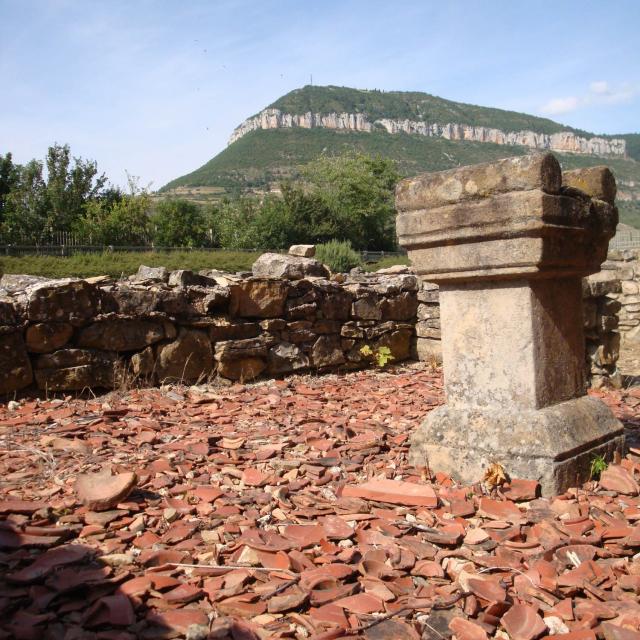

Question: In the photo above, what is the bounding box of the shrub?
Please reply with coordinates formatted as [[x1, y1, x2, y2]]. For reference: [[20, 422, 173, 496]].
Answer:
[[316, 240, 362, 273]]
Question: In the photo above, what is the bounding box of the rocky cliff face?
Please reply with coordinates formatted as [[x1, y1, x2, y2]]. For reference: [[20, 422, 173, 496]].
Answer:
[[229, 108, 627, 157]]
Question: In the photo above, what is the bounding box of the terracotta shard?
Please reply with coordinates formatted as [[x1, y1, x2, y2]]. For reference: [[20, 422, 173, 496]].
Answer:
[[75, 469, 137, 511], [342, 479, 438, 508]]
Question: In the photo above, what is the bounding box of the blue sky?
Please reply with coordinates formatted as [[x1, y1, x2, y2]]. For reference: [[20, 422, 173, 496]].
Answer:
[[1, 0, 638, 189]]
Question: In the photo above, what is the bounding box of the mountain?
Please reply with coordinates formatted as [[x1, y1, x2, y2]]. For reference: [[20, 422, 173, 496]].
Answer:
[[162, 85, 640, 227]]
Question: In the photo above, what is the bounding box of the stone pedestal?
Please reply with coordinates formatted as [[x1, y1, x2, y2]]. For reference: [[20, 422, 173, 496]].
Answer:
[[396, 153, 624, 494]]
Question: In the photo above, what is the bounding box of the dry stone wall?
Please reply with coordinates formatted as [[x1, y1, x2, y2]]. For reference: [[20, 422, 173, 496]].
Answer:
[[602, 250, 640, 343], [0, 266, 419, 394]]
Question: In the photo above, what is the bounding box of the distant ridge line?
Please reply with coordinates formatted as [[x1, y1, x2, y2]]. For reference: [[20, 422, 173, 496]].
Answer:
[[229, 107, 627, 157]]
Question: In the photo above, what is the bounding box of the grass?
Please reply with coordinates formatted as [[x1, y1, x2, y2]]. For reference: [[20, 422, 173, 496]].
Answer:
[[0, 250, 262, 279], [0, 250, 410, 279]]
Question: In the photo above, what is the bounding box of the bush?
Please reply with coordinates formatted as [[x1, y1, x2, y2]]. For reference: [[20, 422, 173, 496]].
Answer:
[[316, 240, 362, 273], [152, 199, 208, 247]]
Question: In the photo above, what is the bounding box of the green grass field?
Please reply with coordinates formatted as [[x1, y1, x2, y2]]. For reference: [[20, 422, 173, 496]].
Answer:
[[0, 250, 409, 279]]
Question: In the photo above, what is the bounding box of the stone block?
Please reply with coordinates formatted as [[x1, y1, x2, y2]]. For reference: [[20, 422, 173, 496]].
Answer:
[[380, 292, 418, 321], [409, 397, 624, 496], [209, 320, 260, 342], [217, 357, 266, 381], [311, 335, 345, 368], [352, 294, 381, 320], [26, 279, 102, 326], [396, 152, 562, 212], [288, 244, 316, 258], [133, 265, 169, 282], [563, 166, 617, 205], [77, 317, 173, 352], [35, 349, 116, 391], [415, 337, 442, 364], [229, 279, 288, 318], [25, 322, 73, 353], [131, 347, 155, 378], [156, 329, 213, 384], [252, 253, 329, 280], [268, 342, 310, 374], [0, 332, 33, 394]]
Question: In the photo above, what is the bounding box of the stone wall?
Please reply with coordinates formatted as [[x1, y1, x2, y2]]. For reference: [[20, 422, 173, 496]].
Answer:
[[0, 266, 419, 394], [602, 249, 640, 343]]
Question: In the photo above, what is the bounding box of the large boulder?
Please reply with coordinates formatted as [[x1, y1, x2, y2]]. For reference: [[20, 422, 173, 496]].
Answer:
[[0, 274, 48, 293], [26, 279, 102, 326], [252, 253, 329, 280], [77, 317, 175, 352], [229, 279, 288, 318], [34, 349, 116, 391], [156, 328, 213, 384], [0, 332, 33, 393]]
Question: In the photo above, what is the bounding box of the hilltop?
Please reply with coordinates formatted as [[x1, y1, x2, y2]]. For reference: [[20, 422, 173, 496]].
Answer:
[[162, 85, 640, 227]]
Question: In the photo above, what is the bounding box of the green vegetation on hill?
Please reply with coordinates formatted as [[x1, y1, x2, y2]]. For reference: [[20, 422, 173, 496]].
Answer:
[[269, 85, 591, 137]]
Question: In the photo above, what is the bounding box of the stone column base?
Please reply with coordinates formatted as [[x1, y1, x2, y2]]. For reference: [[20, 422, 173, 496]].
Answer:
[[409, 396, 624, 495]]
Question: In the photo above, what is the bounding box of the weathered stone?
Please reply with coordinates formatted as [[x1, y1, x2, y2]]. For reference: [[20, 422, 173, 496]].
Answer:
[[168, 270, 217, 288], [77, 318, 173, 352], [156, 329, 213, 384], [196, 286, 229, 313], [131, 346, 155, 377], [563, 166, 617, 205], [35, 349, 116, 391], [229, 279, 288, 318], [375, 264, 412, 275], [25, 322, 73, 353], [378, 329, 412, 361], [588, 332, 620, 366], [217, 357, 266, 381], [311, 335, 345, 368], [0, 274, 48, 293], [415, 337, 443, 364], [0, 298, 16, 325], [268, 342, 310, 374], [215, 336, 275, 360], [107, 286, 159, 315], [0, 332, 33, 393], [319, 289, 352, 320], [398, 153, 623, 495], [26, 279, 102, 326], [352, 294, 381, 320], [380, 292, 418, 321], [396, 152, 562, 212], [252, 253, 329, 280], [584, 271, 622, 298], [288, 244, 316, 258], [133, 265, 169, 282]]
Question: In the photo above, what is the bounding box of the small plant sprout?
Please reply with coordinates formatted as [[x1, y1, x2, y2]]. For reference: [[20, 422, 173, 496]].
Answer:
[[590, 454, 608, 480], [359, 344, 395, 368]]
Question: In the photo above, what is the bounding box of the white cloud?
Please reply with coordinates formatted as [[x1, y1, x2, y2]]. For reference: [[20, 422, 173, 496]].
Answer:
[[540, 96, 580, 115], [589, 80, 609, 94], [539, 81, 637, 116]]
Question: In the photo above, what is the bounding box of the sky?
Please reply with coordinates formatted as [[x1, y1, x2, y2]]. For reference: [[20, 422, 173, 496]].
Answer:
[[1, 0, 639, 189]]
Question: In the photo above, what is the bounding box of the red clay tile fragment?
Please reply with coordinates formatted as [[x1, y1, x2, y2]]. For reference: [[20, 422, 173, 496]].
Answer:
[[364, 619, 421, 639], [466, 577, 507, 603], [502, 478, 540, 501], [501, 604, 547, 640], [7, 544, 90, 584], [267, 586, 309, 613], [334, 593, 384, 614], [601, 624, 640, 640], [82, 594, 135, 627], [0, 499, 48, 514], [342, 479, 438, 508], [75, 469, 137, 511], [600, 466, 640, 496], [449, 617, 489, 640]]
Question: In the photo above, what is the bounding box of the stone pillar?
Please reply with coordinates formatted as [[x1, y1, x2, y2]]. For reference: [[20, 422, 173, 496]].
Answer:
[[396, 153, 624, 495]]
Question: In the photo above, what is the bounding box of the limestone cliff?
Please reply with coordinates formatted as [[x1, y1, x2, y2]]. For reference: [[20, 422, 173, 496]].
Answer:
[[229, 108, 626, 157]]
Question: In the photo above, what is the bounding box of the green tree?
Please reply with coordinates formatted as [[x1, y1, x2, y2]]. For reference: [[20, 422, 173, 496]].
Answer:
[[0, 153, 20, 222], [74, 175, 151, 245], [152, 199, 207, 247], [44, 143, 107, 233], [302, 152, 400, 250]]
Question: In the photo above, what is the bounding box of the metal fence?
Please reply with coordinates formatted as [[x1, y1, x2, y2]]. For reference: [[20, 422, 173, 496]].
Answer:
[[0, 244, 407, 260]]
